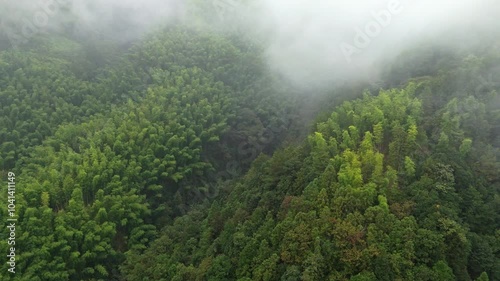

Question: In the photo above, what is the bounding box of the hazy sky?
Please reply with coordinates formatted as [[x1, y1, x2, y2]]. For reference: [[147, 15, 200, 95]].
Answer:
[[1, 0, 498, 87]]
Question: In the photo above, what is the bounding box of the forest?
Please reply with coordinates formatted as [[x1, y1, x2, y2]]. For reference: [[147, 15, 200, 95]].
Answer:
[[0, 0, 498, 280]]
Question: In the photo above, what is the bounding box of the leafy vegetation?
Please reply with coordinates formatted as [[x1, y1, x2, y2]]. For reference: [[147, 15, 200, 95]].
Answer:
[[0, 4, 498, 281], [123, 68, 499, 280]]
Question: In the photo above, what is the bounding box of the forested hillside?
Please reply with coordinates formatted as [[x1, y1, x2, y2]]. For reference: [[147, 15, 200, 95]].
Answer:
[[0, 1, 498, 281], [0, 25, 300, 280], [122, 54, 500, 281]]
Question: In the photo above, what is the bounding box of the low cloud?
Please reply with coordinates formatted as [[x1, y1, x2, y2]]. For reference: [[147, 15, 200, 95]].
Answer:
[[243, 0, 500, 87], [1, 0, 498, 88]]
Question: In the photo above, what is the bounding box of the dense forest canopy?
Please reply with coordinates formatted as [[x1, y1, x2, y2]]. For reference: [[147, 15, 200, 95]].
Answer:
[[0, 0, 498, 280]]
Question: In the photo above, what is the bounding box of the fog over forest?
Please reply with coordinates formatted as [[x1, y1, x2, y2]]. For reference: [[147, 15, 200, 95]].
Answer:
[[1, 0, 499, 87], [0, 1, 498, 280]]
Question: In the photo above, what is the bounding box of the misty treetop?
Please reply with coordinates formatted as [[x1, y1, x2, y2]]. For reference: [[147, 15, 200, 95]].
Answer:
[[0, 23, 298, 280], [0, 1, 499, 281]]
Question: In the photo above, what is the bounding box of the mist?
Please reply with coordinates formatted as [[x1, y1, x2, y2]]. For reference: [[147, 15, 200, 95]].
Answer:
[[0, 0, 185, 45], [1, 0, 499, 88], [243, 0, 500, 87]]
